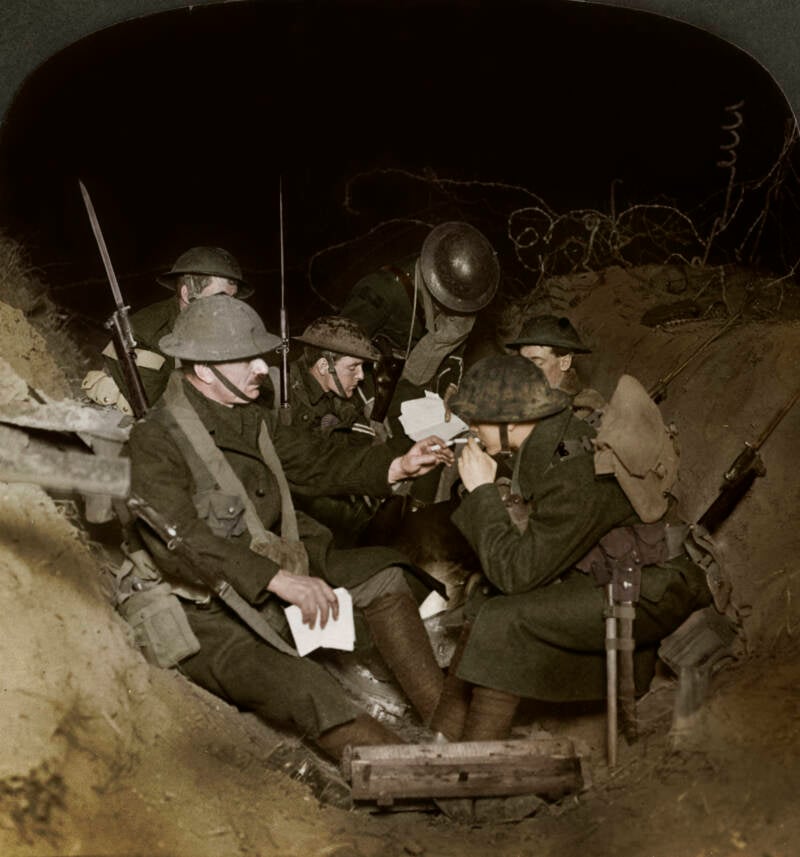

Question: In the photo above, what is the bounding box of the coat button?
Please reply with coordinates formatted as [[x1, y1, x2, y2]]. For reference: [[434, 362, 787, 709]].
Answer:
[[255, 488, 266, 497]]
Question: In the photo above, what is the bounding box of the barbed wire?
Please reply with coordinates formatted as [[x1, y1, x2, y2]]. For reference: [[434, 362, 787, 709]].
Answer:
[[306, 107, 800, 318]]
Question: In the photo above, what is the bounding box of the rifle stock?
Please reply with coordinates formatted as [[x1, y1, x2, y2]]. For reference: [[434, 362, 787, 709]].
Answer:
[[697, 463, 761, 535]]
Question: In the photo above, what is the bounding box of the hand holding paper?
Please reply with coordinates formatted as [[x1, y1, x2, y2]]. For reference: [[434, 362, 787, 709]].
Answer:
[[284, 587, 355, 657]]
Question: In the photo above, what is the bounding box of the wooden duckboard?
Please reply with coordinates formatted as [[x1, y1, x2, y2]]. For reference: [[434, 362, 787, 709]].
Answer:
[[342, 736, 591, 805]]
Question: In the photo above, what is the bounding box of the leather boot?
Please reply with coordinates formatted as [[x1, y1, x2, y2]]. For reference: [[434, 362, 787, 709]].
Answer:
[[429, 621, 473, 741], [315, 713, 403, 761], [462, 686, 521, 742], [363, 592, 444, 725]]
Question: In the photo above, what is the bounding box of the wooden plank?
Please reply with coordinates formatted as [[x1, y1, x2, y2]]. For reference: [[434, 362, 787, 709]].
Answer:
[[0, 427, 130, 498], [342, 738, 590, 802], [0, 400, 131, 442]]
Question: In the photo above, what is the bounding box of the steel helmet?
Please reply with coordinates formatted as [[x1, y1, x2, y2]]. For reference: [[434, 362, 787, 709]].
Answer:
[[449, 355, 570, 423], [505, 314, 591, 353], [157, 246, 253, 299], [293, 316, 380, 361], [419, 222, 499, 313], [159, 294, 281, 362]]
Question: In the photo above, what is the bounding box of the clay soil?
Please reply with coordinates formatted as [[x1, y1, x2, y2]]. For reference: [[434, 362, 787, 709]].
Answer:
[[1, 258, 799, 857]]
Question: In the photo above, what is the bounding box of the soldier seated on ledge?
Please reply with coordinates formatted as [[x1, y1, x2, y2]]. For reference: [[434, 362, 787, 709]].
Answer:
[[127, 294, 456, 778]]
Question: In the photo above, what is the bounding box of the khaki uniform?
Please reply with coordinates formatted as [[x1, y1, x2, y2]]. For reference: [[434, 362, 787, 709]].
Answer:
[[286, 355, 380, 547], [128, 377, 412, 736], [451, 407, 712, 701]]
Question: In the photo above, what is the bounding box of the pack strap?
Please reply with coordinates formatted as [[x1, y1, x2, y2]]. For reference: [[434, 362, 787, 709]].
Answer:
[[162, 371, 307, 568]]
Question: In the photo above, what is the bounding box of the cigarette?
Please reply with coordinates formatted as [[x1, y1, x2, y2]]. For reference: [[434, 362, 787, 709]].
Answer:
[[429, 438, 470, 451]]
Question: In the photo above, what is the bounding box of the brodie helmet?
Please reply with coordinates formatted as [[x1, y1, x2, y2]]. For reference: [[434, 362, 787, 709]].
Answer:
[[449, 355, 570, 423], [293, 316, 380, 361], [419, 222, 499, 313], [505, 314, 591, 353], [157, 246, 253, 299], [159, 294, 280, 362]]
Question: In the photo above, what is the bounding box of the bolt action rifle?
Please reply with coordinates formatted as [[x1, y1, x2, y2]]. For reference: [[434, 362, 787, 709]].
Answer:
[[695, 384, 800, 537], [126, 494, 299, 657], [79, 180, 149, 419]]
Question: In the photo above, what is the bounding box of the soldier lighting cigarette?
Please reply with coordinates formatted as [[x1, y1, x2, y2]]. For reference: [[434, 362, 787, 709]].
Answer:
[[428, 438, 474, 451]]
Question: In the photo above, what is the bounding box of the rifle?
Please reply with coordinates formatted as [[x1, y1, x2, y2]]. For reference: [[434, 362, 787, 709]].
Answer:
[[697, 384, 800, 535], [127, 494, 299, 657], [648, 310, 743, 404], [277, 178, 292, 426], [79, 180, 149, 419]]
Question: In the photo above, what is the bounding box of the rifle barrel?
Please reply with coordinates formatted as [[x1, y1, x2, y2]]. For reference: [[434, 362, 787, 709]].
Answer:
[[648, 311, 743, 402], [754, 385, 800, 450]]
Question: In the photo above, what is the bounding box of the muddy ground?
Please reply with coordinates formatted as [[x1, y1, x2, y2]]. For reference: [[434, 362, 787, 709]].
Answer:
[[0, 255, 799, 857]]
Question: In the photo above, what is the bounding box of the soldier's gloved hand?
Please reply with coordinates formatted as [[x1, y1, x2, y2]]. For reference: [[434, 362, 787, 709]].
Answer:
[[458, 437, 498, 492], [388, 436, 454, 483], [266, 570, 339, 629]]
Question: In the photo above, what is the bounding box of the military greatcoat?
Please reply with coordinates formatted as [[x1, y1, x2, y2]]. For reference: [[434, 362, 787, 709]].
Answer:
[[340, 257, 468, 406], [286, 355, 379, 547], [287, 354, 369, 436], [451, 407, 712, 701], [128, 378, 410, 736]]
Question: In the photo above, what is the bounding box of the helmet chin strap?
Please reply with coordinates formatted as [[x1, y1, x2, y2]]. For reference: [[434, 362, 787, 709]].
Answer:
[[498, 423, 513, 458], [324, 352, 348, 398], [209, 364, 252, 404]]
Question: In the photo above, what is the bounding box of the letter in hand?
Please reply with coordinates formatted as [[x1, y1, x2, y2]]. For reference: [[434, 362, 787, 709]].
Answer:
[[388, 436, 455, 483], [457, 436, 498, 492], [267, 570, 339, 629]]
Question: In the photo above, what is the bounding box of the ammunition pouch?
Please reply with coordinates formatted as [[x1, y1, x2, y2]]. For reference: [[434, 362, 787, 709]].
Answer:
[[576, 522, 671, 602], [81, 369, 132, 415], [683, 524, 732, 614], [117, 582, 201, 668]]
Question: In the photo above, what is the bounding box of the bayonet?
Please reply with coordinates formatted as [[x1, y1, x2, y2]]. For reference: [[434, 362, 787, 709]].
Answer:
[[277, 178, 292, 425], [79, 180, 149, 418]]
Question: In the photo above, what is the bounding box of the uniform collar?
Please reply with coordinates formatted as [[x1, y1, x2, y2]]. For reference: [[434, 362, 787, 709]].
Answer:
[[181, 376, 262, 454], [295, 354, 334, 406]]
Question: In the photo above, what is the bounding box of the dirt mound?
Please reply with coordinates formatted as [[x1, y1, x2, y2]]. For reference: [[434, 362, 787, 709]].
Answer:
[[1, 255, 799, 857]]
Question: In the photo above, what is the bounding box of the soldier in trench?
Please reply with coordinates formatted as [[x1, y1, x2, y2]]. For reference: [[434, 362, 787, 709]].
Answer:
[[82, 246, 247, 412], [504, 313, 606, 418], [280, 315, 391, 548], [340, 221, 499, 508], [126, 294, 455, 794], [428, 354, 713, 742]]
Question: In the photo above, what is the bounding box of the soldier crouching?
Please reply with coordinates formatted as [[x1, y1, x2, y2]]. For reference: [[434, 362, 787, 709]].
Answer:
[[429, 355, 713, 742]]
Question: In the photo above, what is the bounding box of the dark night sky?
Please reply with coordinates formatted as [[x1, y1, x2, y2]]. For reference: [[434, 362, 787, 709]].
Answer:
[[0, 0, 792, 335]]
